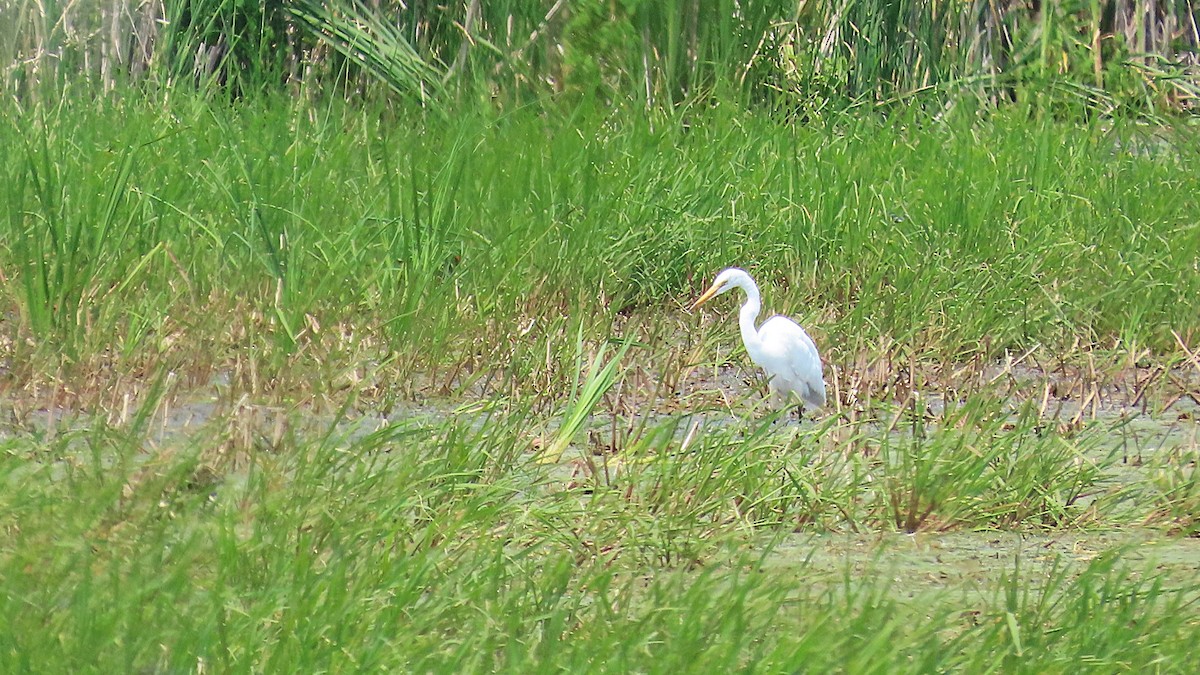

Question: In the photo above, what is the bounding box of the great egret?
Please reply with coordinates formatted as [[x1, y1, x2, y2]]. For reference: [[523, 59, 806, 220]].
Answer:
[[691, 268, 827, 411]]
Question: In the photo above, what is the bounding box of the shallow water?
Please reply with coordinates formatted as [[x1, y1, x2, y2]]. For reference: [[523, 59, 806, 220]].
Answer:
[[768, 529, 1200, 601], [6, 363, 1198, 596]]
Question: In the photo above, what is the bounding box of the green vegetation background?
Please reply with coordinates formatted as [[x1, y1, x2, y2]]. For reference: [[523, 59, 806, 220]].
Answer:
[[1, 1, 1199, 672]]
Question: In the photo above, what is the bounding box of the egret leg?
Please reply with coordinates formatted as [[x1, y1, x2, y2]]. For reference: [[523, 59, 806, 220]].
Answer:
[[781, 390, 809, 423], [765, 383, 788, 422]]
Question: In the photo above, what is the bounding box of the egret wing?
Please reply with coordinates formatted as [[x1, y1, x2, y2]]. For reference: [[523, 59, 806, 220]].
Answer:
[[757, 316, 826, 408]]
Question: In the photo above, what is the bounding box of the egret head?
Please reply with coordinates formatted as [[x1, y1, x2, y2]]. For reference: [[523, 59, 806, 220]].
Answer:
[[690, 267, 750, 310]]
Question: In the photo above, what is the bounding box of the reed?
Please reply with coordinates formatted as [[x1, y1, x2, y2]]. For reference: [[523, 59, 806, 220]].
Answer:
[[2, 0, 1196, 112]]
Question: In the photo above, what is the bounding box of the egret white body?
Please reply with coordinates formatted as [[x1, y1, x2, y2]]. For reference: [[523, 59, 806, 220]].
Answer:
[[691, 268, 826, 410]]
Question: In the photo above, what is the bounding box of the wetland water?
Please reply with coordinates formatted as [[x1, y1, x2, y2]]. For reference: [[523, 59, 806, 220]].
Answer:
[[8, 359, 1199, 602]]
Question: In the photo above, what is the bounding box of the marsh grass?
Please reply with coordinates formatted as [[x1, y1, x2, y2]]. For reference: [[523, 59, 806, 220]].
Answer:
[[5, 0, 1198, 115], [1, 71, 1199, 669], [865, 397, 1112, 531], [1146, 447, 1200, 535], [2, 94, 1197, 415], [1, 377, 1197, 671]]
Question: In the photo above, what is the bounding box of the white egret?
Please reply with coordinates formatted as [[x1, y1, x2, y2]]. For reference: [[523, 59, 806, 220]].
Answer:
[[691, 268, 827, 411]]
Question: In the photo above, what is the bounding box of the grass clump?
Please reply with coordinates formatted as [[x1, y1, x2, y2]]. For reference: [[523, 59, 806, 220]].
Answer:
[[1145, 447, 1200, 536], [870, 400, 1111, 532]]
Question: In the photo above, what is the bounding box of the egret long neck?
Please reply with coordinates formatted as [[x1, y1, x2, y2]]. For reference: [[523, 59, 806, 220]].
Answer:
[[737, 283, 763, 355]]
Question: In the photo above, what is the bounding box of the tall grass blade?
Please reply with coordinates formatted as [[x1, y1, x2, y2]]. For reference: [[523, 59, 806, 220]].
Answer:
[[538, 337, 631, 464], [288, 0, 445, 110]]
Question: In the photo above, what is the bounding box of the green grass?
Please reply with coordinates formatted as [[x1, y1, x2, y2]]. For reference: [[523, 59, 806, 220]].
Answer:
[[1, 94, 1197, 405], [6, 0, 1198, 115], [1, 393, 1197, 671], [1, 90, 1199, 670]]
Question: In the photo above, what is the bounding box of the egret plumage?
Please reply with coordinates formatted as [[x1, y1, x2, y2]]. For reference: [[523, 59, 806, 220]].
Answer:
[[691, 268, 826, 411]]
